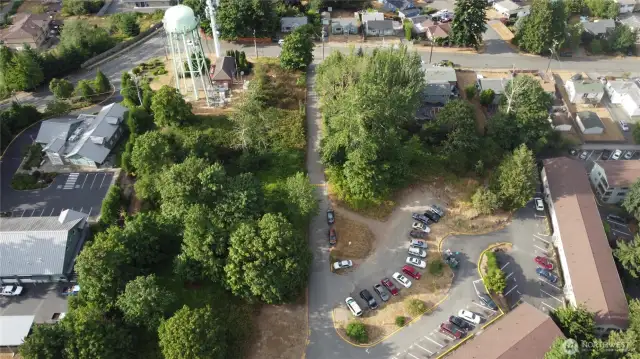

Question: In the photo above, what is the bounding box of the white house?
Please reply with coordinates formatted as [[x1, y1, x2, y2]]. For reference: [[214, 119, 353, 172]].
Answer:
[[0, 316, 35, 354], [360, 11, 384, 24], [565, 77, 605, 104], [542, 157, 629, 334], [576, 111, 605, 134], [493, 0, 522, 17], [614, 0, 636, 14], [365, 20, 396, 36], [606, 80, 640, 120], [590, 160, 640, 204], [280, 16, 308, 32]]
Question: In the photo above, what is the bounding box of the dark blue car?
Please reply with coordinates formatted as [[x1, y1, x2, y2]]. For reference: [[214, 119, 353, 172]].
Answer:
[[536, 268, 558, 283]]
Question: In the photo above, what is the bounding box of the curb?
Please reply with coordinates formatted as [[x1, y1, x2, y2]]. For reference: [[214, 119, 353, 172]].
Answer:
[[437, 216, 512, 253], [476, 242, 509, 315]]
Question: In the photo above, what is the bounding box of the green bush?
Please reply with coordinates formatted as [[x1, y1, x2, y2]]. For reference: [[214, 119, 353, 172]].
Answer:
[[345, 321, 368, 343], [405, 299, 427, 317], [296, 75, 307, 88], [11, 172, 56, 190], [429, 259, 444, 276], [22, 144, 43, 170], [472, 186, 501, 215], [395, 316, 406, 327], [100, 185, 123, 226], [465, 85, 477, 99], [421, 6, 438, 14], [479, 89, 495, 106]]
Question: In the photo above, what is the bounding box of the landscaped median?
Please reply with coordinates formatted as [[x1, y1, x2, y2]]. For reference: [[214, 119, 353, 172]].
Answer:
[[477, 242, 513, 313]]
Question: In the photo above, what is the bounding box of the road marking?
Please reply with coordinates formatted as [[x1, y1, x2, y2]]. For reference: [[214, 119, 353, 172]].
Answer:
[[81, 173, 90, 188], [541, 301, 555, 311], [87, 207, 92, 216], [533, 234, 550, 243], [20, 210, 25, 217], [505, 272, 514, 280], [500, 262, 510, 270], [541, 289, 564, 303], [504, 285, 518, 296], [407, 353, 419, 359], [64, 173, 79, 190], [516, 290, 522, 295], [99, 173, 108, 188], [536, 233, 550, 237], [607, 219, 626, 226], [415, 344, 432, 354], [472, 302, 496, 312], [534, 245, 548, 253], [49, 208, 55, 216], [425, 336, 444, 348], [612, 228, 631, 236], [90, 174, 98, 189], [539, 279, 562, 291], [40, 208, 45, 217], [585, 150, 594, 161]]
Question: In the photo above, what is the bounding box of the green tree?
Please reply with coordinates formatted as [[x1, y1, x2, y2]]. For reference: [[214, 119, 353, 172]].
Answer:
[[116, 274, 175, 331], [484, 267, 507, 294], [216, 0, 277, 40], [623, 179, 640, 221], [111, 12, 140, 37], [282, 172, 319, 225], [158, 305, 228, 359], [5, 47, 44, 91], [99, 185, 122, 227], [494, 144, 537, 210], [585, 0, 618, 18], [516, 0, 566, 55], [131, 131, 177, 176], [280, 24, 315, 71], [565, 0, 586, 14], [435, 99, 481, 173], [19, 324, 67, 359], [565, 22, 584, 50], [126, 106, 154, 135], [345, 321, 368, 343], [49, 78, 74, 99], [405, 298, 427, 316], [94, 70, 111, 94], [479, 88, 495, 106], [610, 25, 636, 53], [58, 20, 114, 58], [551, 305, 596, 344], [403, 20, 413, 40], [45, 99, 72, 117], [121, 72, 141, 107], [464, 84, 477, 99], [472, 186, 501, 214], [151, 86, 192, 127], [614, 235, 640, 278], [74, 79, 95, 101], [450, 0, 488, 49], [544, 337, 578, 359], [225, 213, 311, 303], [62, 0, 103, 15]]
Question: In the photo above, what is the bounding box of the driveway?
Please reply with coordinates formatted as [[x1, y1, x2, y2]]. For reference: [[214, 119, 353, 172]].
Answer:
[[0, 283, 69, 324]]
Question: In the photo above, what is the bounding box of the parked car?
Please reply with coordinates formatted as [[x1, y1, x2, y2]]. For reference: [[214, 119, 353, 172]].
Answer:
[[458, 309, 481, 325], [536, 268, 558, 283], [345, 297, 363, 316], [412, 221, 430, 233], [534, 197, 545, 211], [430, 205, 445, 217], [327, 209, 335, 224], [61, 285, 80, 296], [535, 256, 554, 270], [408, 246, 427, 258], [410, 239, 428, 249], [0, 285, 23, 296], [0, 211, 11, 218], [449, 315, 474, 331], [333, 260, 352, 270], [439, 322, 464, 339], [624, 151, 633, 160], [424, 210, 440, 223], [328, 228, 337, 245], [612, 149, 622, 160], [478, 293, 498, 310], [406, 257, 426, 269], [619, 120, 629, 132], [373, 284, 390, 302], [409, 230, 427, 239], [412, 213, 430, 225], [602, 150, 611, 160], [402, 265, 422, 280], [278, 39, 285, 46], [579, 151, 588, 160], [360, 289, 379, 310], [569, 149, 577, 156], [392, 272, 412, 288], [381, 277, 400, 295]]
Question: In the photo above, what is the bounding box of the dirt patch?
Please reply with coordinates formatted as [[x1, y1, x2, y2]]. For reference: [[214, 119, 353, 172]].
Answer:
[[331, 212, 375, 260], [489, 21, 514, 41], [333, 250, 453, 344], [245, 295, 307, 359]]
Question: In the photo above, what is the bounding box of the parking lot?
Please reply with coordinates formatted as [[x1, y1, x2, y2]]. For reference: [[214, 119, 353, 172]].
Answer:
[[573, 148, 640, 162], [0, 283, 69, 324]]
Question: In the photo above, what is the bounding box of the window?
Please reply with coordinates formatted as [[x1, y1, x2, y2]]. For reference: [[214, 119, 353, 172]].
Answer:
[[582, 93, 589, 98]]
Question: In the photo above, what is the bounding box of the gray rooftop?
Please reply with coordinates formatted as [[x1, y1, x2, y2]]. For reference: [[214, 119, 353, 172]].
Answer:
[[367, 20, 394, 31], [331, 18, 357, 26], [399, 8, 420, 18], [619, 13, 640, 30], [569, 79, 604, 94], [577, 111, 604, 129], [478, 78, 507, 94], [361, 11, 384, 23], [0, 316, 34, 346], [495, 0, 521, 11], [0, 209, 87, 277], [35, 116, 83, 144], [211, 56, 236, 81], [280, 16, 308, 28], [425, 82, 452, 97], [387, 0, 414, 10], [583, 19, 615, 35], [424, 66, 457, 83]]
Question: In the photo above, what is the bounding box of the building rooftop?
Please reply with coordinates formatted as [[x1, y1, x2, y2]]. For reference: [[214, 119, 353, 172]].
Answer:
[[568, 78, 604, 94], [427, 23, 451, 39], [583, 19, 615, 35], [280, 16, 308, 28], [424, 66, 457, 83], [211, 56, 236, 81], [445, 303, 564, 359], [543, 157, 629, 329], [361, 11, 384, 23], [367, 20, 394, 31], [478, 78, 507, 94], [577, 111, 604, 129], [595, 160, 640, 188], [0, 13, 49, 41], [0, 316, 34, 347], [495, 0, 521, 11], [399, 8, 420, 17], [619, 13, 640, 30]]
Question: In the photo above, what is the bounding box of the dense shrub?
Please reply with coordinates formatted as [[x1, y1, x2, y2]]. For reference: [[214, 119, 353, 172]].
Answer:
[[405, 299, 427, 317], [395, 316, 406, 327], [345, 321, 368, 343], [428, 259, 444, 276], [11, 172, 56, 190], [100, 185, 123, 226]]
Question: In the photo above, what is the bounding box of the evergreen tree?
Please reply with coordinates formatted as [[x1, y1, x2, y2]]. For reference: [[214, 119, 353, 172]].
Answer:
[[94, 70, 111, 94], [450, 0, 488, 49], [516, 0, 566, 55]]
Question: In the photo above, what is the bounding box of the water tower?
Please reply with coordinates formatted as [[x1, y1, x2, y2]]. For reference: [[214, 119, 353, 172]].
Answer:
[[163, 5, 215, 106]]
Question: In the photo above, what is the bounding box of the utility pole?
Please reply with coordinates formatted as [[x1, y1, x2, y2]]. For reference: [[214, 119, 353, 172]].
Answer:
[[545, 40, 559, 77], [429, 41, 434, 64], [253, 29, 258, 59], [321, 28, 326, 60], [205, 0, 221, 58]]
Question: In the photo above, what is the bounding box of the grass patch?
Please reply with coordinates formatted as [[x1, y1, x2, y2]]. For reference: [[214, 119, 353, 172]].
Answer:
[[12, 171, 56, 190], [428, 259, 444, 276], [345, 321, 368, 343], [331, 212, 374, 259], [405, 298, 427, 317]]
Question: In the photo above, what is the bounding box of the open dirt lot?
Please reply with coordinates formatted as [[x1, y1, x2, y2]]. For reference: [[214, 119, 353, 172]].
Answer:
[[331, 212, 374, 260], [246, 296, 308, 359]]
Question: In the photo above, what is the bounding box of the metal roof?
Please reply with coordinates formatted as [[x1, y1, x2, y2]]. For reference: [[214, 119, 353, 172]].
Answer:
[[0, 316, 34, 346], [478, 78, 506, 94], [424, 66, 457, 83], [367, 20, 394, 31], [577, 111, 604, 129], [0, 210, 86, 277], [211, 56, 236, 81], [568, 79, 604, 94], [494, 0, 521, 12], [35, 116, 82, 145], [583, 19, 615, 35], [425, 82, 452, 97], [280, 16, 308, 28]]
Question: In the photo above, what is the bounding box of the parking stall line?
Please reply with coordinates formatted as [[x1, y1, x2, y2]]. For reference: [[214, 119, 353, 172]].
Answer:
[[407, 353, 419, 359], [505, 285, 518, 296], [540, 279, 562, 291], [90, 174, 98, 189], [505, 272, 514, 280], [541, 302, 555, 311], [415, 344, 432, 354], [541, 289, 564, 303], [40, 208, 45, 216], [534, 245, 548, 253], [20, 210, 25, 217], [81, 173, 90, 188], [500, 262, 510, 270], [99, 173, 108, 188], [533, 234, 550, 243], [607, 219, 626, 226], [87, 207, 93, 216], [472, 302, 496, 312], [425, 336, 444, 348], [49, 208, 55, 216], [612, 228, 632, 236]]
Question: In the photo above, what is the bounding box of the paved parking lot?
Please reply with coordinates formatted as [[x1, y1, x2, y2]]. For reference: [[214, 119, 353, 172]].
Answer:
[[0, 283, 69, 324], [573, 148, 640, 162]]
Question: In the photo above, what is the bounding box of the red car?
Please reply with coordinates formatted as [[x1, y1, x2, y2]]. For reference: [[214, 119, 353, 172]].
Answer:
[[402, 265, 422, 280], [535, 256, 554, 270], [328, 228, 337, 245], [381, 278, 399, 296], [439, 322, 464, 339]]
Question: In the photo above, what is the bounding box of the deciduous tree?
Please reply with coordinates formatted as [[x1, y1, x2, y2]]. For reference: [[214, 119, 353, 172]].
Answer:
[[623, 179, 640, 221], [5, 47, 44, 91], [610, 25, 636, 53], [280, 25, 315, 70], [450, 0, 488, 49], [614, 235, 640, 278], [49, 78, 74, 99], [551, 305, 596, 344], [131, 131, 178, 176], [216, 0, 277, 40], [151, 86, 192, 127], [19, 324, 67, 359], [435, 99, 481, 173], [494, 144, 537, 210], [116, 274, 175, 331], [585, 0, 618, 18]]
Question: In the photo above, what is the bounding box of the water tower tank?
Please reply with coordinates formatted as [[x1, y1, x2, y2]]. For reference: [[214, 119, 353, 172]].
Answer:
[[163, 5, 198, 33]]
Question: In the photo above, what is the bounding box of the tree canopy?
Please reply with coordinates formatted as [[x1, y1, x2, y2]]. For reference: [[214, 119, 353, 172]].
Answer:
[[216, 0, 278, 40], [151, 86, 193, 127], [280, 25, 315, 70], [614, 235, 640, 278], [493, 144, 537, 210], [116, 274, 175, 330], [516, 0, 566, 55], [623, 179, 640, 222], [449, 0, 488, 49]]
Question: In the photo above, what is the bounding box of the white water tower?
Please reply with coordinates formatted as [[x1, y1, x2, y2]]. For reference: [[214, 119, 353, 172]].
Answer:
[[163, 5, 215, 106]]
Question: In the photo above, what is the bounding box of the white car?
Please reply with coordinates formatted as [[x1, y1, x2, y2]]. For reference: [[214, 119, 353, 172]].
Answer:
[[458, 309, 481, 325], [278, 39, 285, 46], [619, 120, 629, 132], [624, 151, 633, 160], [333, 260, 353, 270], [408, 246, 427, 258], [345, 297, 363, 317], [534, 197, 544, 211], [406, 257, 427, 269], [412, 221, 430, 233], [392, 272, 412, 288], [0, 285, 23, 296], [612, 149, 622, 160], [410, 239, 428, 249]]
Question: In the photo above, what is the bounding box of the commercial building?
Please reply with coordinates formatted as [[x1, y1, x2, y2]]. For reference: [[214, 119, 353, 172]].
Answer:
[[0, 316, 35, 354], [542, 157, 629, 334], [589, 160, 640, 204]]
